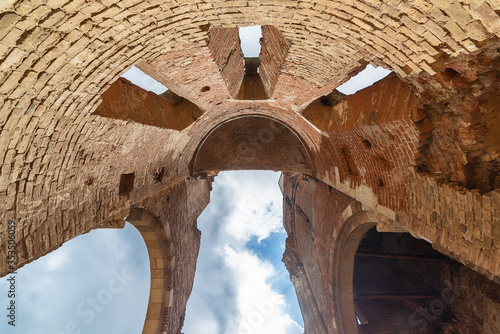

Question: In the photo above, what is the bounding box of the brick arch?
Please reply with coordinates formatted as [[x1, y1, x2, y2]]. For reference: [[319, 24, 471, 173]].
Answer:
[[332, 210, 379, 334], [189, 114, 315, 176], [125, 208, 174, 334]]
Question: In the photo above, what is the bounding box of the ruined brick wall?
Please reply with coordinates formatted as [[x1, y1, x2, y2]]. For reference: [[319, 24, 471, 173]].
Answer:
[[259, 25, 289, 98], [207, 27, 245, 98], [441, 264, 500, 334], [95, 77, 203, 131], [401, 169, 500, 282], [311, 74, 421, 211], [409, 41, 500, 194], [283, 173, 500, 333], [133, 178, 212, 333], [282, 173, 364, 333], [1, 1, 499, 275]]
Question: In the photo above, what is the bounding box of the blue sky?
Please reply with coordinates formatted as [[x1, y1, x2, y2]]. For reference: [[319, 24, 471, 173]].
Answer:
[[183, 171, 303, 334], [0, 26, 391, 334], [0, 224, 150, 334]]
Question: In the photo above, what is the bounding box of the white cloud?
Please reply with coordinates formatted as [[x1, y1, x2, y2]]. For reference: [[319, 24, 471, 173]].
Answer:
[[224, 246, 303, 334], [45, 247, 70, 271], [184, 171, 303, 334], [216, 171, 284, 243]]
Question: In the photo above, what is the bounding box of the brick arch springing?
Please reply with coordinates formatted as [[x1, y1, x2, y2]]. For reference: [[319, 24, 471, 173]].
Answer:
[[125, 208, 174, 334]]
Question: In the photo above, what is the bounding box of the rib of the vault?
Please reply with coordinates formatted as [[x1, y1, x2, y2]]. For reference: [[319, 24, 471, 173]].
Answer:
[[259, 25, 290, 99], [262, 25, 366, 110], [136, 43, 232, 112], [207, 27, 245, 98], [94, 77, 203, 131]]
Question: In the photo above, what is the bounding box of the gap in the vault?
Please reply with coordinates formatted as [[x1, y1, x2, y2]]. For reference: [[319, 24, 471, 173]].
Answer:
[[120, 66, 168, 94], [336, 64, 392, 95], [239, 26, 262, 57], [183, 170, 304, 334]]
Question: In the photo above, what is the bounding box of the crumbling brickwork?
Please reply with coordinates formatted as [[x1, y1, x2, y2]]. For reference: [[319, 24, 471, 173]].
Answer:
[[283, 172, 500, 333], [0, 1, 499, 333]]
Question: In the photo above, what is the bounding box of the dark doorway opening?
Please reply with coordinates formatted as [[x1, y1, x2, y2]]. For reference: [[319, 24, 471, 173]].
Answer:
[[353, 227, 500, 334]]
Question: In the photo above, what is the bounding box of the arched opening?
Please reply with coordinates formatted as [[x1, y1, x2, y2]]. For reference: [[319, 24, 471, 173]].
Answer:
[[334, 213, 500, 334], [352, 227, 500, 334], [0, 222, 150, 333]]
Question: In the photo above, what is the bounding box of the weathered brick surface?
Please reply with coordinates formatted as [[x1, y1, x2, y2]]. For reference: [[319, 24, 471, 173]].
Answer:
[[95, 78, 203, 131], [137, 42, 232, 112], [410, 40, 500, 194], [0, 1, 499, 333], [401, 169, 500, 281], [136, 178, 212, 334], [302, 73, 419, 131], [259, 25, 289, 99]]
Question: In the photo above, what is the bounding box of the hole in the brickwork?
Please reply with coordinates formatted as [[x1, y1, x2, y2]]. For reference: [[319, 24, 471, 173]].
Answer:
[[2, 223, 150, 333], [119, 172, 135, 196], [341, 148, 358, 176], [336, 65, 392, 95], [239, 25, 262, 57], [362, 140, 372, 148], [183, 171, 304, 333], [154, 167, 165, 183], [321, 90, 345, 107], [441, 68, 459, 82], [200, 86, 210, 92], [85, 176, 94, 186], [200, 23, 210, 32], [378, 179, 384, 187], [120, 66, 168, 94]]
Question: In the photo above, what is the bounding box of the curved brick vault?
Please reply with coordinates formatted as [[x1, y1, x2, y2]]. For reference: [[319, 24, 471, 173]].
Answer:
[[1, 1, 500, 333]]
